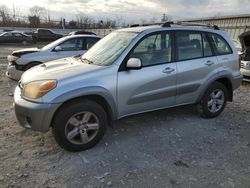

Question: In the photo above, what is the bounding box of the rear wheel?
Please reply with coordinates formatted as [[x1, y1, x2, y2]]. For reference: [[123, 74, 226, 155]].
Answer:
[[52, 100, 108, 152], [197, 82, 228, 118]]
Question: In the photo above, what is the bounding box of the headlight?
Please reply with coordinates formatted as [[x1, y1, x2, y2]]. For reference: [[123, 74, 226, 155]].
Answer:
[[23, 80, 57, 99], [7, 55, 19, 62]]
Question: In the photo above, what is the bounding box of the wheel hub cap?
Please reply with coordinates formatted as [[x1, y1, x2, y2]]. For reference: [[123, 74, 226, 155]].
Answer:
[[65, 111, 100, 145], [207, 89, 225, 113]]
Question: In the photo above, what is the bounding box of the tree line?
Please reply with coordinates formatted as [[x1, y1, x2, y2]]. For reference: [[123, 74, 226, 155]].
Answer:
[[0, 5, 124, 29]]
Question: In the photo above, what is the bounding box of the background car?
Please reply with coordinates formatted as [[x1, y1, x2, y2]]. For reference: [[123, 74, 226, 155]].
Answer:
[[6, 34, 101, 80], [238, 32, 250, 81], [232, 39, 242, 52], [68, 30, 96, 36], [25, 29, 64, 43], [0, 31, 33, 45]]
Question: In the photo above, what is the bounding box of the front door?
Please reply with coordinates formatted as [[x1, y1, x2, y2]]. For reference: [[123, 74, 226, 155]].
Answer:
[[117, 31, 177, 117]]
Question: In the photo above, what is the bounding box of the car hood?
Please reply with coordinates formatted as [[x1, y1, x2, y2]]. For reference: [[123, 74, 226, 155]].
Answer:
[[12, 48, 41, 57], [21, 57, 103, 84]]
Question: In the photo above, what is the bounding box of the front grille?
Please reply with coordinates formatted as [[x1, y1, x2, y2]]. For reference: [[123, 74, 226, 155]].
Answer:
[[243, 75, 250, 80]]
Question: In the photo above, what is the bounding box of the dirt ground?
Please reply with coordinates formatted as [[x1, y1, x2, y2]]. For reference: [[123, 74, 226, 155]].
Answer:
[[0, 58, 250, 188]]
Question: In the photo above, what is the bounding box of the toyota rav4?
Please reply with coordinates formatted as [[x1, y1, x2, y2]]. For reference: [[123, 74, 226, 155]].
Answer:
[[14, 22, 242, 151]]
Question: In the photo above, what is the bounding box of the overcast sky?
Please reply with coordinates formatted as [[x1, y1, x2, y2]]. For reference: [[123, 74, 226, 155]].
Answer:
[[1, 0, 250, 23]]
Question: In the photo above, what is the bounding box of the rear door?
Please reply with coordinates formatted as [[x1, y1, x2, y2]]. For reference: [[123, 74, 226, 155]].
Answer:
[[208, 33, 237, 76], [175, 30, 219, 105], [12, 33, 24, 43], [117, 31, 177, 117]]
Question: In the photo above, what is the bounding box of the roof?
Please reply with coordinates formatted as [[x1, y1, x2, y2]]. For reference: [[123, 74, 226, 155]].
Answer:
[[63, 34, 101, 40], [116, 23, 224, 34], [117, 25, 162, 33]]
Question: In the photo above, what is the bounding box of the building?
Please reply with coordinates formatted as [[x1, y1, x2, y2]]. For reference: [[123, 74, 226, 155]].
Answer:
[[183, 14, 250, 39]]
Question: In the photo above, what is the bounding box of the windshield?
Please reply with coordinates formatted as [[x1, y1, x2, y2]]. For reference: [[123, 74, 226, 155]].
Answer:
[[0, 32, 7, 36], [41, 37, 66, 51], [81, 31, 137, 66]]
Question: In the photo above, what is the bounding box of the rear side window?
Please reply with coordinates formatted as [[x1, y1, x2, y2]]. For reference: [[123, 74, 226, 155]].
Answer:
[[176, 31, 203, 61], [210, 34, 232, 55], [13, 33, 23, 37], [86, 37, 100, 50], [40, 30, 52, 35]]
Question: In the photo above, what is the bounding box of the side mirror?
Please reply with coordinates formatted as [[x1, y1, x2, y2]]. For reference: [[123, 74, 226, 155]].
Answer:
[[87, 43, 93, 50], [126, 58, 142, 69], [54, 46, 62, 52]]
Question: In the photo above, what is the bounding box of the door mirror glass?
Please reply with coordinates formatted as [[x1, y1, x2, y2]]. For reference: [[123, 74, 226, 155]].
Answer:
[[126, 58, 142, 69], [54, 46, 62, 51]]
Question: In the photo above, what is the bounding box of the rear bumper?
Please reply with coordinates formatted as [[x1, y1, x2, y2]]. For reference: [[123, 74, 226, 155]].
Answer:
[[232, 75, 243, 90], [14, 86, 61, 132]]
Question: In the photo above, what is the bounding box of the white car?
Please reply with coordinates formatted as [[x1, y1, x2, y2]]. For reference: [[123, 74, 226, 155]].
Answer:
[[6, 34, 101, 80], [239, 33, 250, 82]]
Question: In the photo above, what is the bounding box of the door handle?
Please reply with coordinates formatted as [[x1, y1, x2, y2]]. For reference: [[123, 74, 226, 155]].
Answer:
[[163, 67, 175, 74], [205, 61, 214, 66]]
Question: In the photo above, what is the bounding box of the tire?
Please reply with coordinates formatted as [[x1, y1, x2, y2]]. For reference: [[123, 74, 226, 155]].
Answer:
[[25, 62, 41, 71], [197, 82, 228, 118], [52, 99, 108, 152]]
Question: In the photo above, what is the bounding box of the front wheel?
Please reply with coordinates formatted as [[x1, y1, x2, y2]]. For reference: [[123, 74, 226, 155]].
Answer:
[[197, 82, 228, 118], [52, 100, 108, 152]]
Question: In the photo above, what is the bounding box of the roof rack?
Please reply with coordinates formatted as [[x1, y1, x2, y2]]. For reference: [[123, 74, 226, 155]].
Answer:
[[130, 22, 163, 27], [129, 21, 220, 30], [162, 21, 220, 30]]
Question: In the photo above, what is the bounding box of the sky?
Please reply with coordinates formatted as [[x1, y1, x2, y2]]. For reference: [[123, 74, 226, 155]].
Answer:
[[0, 0, 250, 23]]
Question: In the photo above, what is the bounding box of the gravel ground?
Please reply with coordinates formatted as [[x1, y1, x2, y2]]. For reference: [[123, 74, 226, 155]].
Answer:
[[0, 60, 250, 188]]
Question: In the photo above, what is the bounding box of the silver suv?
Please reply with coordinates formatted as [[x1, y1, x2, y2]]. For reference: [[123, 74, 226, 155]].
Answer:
[[14, 22, 242, 151]]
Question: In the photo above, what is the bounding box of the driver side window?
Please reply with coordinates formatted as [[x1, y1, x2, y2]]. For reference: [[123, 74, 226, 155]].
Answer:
[[130, 32, 172, 67]]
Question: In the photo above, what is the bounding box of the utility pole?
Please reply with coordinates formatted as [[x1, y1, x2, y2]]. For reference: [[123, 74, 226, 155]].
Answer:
[[47, 8, 50, 23], [161, 13, 167, 22], [13, 4, 15, 20]]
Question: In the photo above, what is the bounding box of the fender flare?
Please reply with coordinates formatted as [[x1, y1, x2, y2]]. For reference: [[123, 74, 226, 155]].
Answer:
[[50, 86, 118, 120]]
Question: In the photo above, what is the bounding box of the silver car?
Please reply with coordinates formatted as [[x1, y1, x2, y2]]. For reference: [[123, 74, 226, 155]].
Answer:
[[14, 23, 242, 151], [6, 34, 101, 80]]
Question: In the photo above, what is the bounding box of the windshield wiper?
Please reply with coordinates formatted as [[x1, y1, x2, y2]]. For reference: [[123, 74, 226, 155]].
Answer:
[[80, 57, 94, 64]]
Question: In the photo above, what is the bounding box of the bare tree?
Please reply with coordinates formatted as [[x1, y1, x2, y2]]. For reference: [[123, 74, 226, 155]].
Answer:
[[0, 5, 10, 23], [29, 6, 46, 18]]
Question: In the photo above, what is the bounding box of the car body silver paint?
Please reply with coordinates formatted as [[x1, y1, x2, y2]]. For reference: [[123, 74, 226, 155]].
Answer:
[[14, 25, 242, 132]]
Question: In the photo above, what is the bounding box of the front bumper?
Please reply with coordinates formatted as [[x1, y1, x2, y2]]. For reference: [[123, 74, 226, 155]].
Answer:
[[6, 64, 23, 81], [14, 86, 61, 132], [240, 61, 250, 82]]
